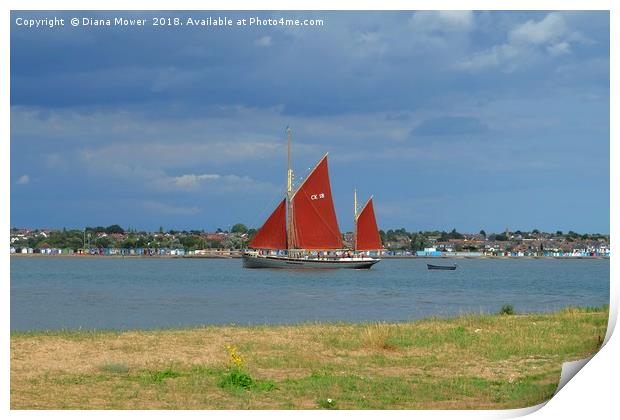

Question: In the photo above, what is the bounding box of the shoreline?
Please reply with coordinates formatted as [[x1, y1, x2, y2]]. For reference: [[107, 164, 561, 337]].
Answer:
[[11, 305, 610, 335], [9, 253, 610, 260], [11, 307, 608, 409]]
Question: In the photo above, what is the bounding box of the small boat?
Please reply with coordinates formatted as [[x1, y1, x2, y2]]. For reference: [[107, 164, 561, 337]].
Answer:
[[427, 263, 457, 270]]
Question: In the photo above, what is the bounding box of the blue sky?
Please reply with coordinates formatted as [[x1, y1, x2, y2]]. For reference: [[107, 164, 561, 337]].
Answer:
[[10, 11, 610, 233]]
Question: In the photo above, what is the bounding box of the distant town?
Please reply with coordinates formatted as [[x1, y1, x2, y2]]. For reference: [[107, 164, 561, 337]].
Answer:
[[9, 224, 610, 258]]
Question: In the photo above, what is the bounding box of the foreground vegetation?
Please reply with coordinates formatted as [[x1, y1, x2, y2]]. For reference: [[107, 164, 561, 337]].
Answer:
[[11, 306, 608, 409]]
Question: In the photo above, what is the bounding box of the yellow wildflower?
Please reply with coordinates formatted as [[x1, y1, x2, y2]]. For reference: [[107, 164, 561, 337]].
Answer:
[[226, 344, 244, 367]]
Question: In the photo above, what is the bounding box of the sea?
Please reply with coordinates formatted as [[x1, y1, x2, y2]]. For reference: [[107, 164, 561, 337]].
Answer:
[[10, 257, 610, 331]]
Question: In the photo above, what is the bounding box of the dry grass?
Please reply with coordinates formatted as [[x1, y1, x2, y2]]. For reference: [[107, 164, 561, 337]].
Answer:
[[11, 306, 608, 409], [361, 323, 397, 351]]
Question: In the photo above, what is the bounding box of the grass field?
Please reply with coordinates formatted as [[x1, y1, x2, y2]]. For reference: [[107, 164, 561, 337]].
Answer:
[[10, 306, 608, 409]]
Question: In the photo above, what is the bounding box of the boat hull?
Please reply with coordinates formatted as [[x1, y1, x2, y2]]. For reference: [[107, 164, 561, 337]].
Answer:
[[427, 264, 457, 270], [243, 253, 380, 269]]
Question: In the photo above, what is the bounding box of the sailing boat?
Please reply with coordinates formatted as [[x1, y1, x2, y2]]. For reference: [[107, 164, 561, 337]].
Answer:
[[242, 128, 382, 269]]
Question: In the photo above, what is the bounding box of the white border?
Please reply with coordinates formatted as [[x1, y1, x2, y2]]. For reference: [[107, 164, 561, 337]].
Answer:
[[3, 1, 616, 419]]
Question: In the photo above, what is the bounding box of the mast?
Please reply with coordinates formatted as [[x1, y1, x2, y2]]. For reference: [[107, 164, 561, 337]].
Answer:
[[286, 127, 294, 250], [353, 188, 358, 250]]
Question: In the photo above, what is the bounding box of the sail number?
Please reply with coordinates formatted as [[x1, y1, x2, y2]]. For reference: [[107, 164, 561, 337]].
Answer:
[[310, 193, 325, 200]]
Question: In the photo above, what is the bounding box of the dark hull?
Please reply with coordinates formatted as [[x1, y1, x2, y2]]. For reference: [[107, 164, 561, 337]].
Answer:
[[427, 264, 457, 270], [243, 253, 380, 269]]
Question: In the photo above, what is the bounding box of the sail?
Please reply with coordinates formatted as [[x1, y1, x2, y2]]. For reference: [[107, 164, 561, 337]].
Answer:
[[249, 198, 287, 249], [291, 155, 343, 249], [355, 197, 382, 250]]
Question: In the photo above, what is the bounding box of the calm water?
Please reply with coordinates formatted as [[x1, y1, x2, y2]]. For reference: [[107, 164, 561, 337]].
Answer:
[[10, 257, 609, 331]]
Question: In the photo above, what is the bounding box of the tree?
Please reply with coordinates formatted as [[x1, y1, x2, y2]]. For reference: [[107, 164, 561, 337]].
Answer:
[[105, 224, 125, 234], [379, 230, 386, 245], [180, 235, 201, 250], [231, 223, 248, 234], [479, 229, 486, 237], [410, 233, 429, 251], [448, 229, 463, 240], [94, 236, 112, 248], [27, 236, 40, 248], [85, 226, 103, 233], [121, 238, 137, 248], [223, 235, 245, 249], [66, 236, 84, 250], [205, 240, 222, 249], [394, 228, 408, 237]]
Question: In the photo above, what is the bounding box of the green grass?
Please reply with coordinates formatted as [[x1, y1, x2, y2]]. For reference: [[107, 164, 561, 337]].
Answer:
[[143, 368, 183, 384], [11, 306, 608, 409], [219, 369, 254, 389]]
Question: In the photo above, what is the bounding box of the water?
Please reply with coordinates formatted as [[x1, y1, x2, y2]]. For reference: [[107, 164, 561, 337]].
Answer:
[[10, 257, 609, 331]]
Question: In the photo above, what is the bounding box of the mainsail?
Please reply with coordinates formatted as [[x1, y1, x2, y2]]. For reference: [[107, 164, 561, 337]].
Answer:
[[291, 155, 343, 249], [355, 197, 382, 250], [248, 198, 287, 250]]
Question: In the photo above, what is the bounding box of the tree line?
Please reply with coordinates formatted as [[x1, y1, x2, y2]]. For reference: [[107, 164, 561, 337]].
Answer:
[[11, 224, 608, 252], [378, 228, 609, 251]]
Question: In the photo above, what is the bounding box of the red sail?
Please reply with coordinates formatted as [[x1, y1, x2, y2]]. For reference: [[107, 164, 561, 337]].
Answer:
[[249, 198, 287, 249], [355, 198, 382, 250], [291, 155, 343, 249]]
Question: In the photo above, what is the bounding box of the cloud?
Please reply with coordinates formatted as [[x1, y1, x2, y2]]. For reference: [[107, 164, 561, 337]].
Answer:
[[141, 200, 200, 215], [254, 36, 272, 47], [411, 116, 489, 137], [11, 105, 296, 166], [44, 153, 66, 169], [80, 141, 284, 168], [17, 175, 30, 184], [410, 11, 475, 33], [458, 12, 584, 72], [149, 67, 201, 93], [76, 150, 278, 195], [350, 31, 388, 58], [168, 174, 221, 189], [547, 41, 571, 56], [508, 13, 567, 46], [153, 173, 276, 194]]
